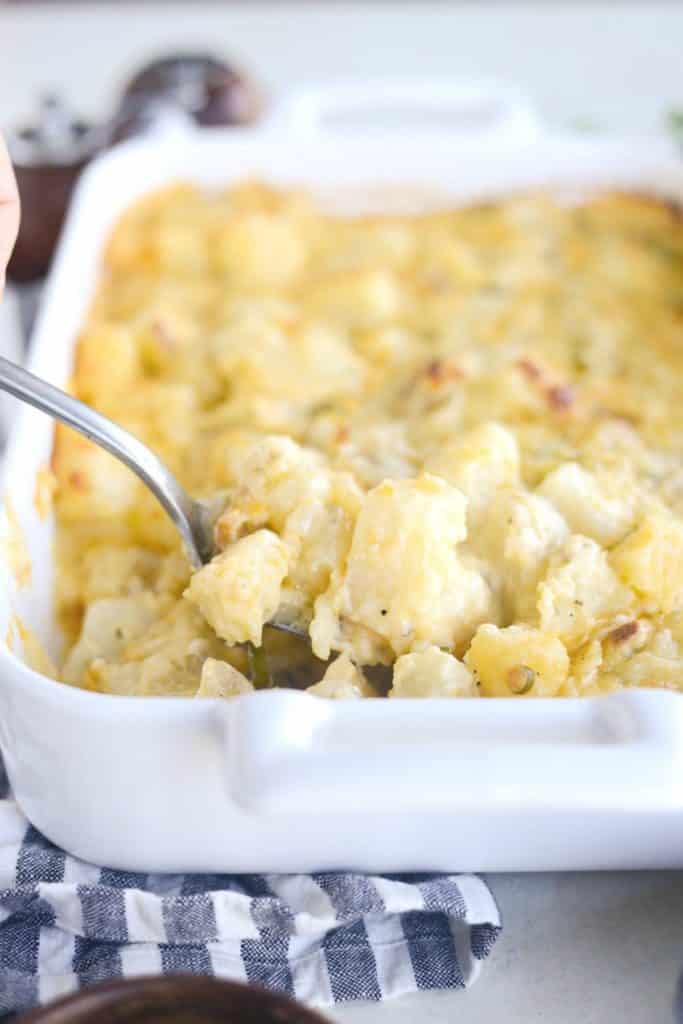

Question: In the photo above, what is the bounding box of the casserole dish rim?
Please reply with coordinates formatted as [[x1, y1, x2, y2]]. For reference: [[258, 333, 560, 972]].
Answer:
[[1, 104, 683, 871]]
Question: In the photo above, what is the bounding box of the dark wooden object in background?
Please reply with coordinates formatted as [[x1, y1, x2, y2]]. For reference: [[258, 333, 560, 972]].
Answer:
[[6, 55, 262, 283], [7, 98, 103, 282]]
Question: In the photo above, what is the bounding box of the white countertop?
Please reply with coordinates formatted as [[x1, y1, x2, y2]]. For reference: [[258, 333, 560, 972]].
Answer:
[[2, 3, 683, 1020], [333, 872, 683, 1023]]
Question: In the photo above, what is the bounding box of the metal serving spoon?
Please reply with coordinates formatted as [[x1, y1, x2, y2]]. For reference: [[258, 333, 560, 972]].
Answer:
[[0, 355, 305, 642]]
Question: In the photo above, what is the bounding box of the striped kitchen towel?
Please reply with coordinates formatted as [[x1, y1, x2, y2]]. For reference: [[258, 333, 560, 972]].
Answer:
[[0, 763, 501, 1014]]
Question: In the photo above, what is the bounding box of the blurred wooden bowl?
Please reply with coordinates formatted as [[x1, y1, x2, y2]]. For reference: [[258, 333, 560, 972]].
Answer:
[[19, 976, 331, 1024]]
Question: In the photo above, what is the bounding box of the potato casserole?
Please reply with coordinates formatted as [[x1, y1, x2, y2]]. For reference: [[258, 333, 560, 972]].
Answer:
[[52, 183, 683, 699]]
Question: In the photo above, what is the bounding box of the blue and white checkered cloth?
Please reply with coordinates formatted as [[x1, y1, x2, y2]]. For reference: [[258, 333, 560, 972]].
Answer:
[[0, 758, 501, 1015]]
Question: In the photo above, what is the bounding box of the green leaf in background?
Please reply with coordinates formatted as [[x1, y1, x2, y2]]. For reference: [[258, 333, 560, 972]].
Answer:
[[667, 110, 683, 150], [565, 116, 605, 134]]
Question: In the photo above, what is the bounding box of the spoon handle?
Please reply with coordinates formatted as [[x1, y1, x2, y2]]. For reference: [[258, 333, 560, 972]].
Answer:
[[0, 355, 208, 568]]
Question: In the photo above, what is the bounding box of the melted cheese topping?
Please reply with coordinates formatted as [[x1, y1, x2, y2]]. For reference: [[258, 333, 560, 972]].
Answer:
[[53, 183, 683, 697]]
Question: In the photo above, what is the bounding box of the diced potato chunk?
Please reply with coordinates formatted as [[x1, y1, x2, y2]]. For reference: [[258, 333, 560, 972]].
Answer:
[[214, 212, 307, 287], [478, 489, 569, 620], [611, 512, 683, 613], [80, 545, 160, 602], [390, 646, 478, 698], [566, 617, 665, 696], [196, 658, 254, 698], [184, 529, 289, 646], [214, 316, 363, 408], [62, 594, 162, 685], [282, 493, 357, 610], [214, 436, 332, 538], [54, 428, 139, 525], [537, 535, 634, 649], [84, 602, 238, 697], [312, 475, 495, 660], [425, 421, 520, 525], [307, 653, 374, 699], [465, 623, 569, 697], [307, 269, 401, 328], [75, 324, 139, 406], [538, 463, 636, 547]]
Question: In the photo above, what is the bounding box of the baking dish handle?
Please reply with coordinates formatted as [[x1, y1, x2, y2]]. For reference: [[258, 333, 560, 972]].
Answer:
[[226, 688, 683, 814], [264, 78, 540, 143]]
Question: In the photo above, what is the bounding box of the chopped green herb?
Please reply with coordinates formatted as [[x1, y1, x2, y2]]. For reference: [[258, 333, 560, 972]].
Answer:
[[506, 665, 535, 695], [248, 643, 272, 689]]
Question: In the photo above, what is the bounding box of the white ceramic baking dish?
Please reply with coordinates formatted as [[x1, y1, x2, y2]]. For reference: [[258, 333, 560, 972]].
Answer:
[[2, 80, 683, 873]]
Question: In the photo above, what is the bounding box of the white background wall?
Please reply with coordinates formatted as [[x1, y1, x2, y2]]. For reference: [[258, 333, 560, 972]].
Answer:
[[1, 2, 682, 135]]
